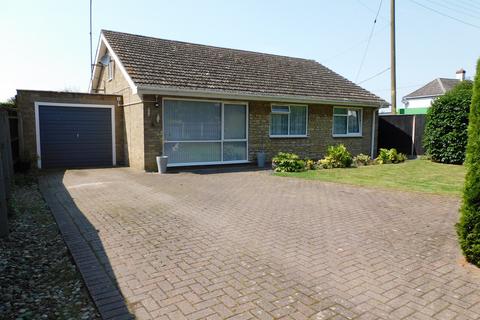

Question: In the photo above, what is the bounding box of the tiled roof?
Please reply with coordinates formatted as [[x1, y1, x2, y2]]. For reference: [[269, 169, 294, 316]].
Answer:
[[404, 78, 460, 99], [102, 30, 386, 106]]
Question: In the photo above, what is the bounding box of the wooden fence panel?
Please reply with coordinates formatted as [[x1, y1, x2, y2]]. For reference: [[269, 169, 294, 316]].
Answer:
[[0, 108, 13, 238], [378, 114, 426, 156]]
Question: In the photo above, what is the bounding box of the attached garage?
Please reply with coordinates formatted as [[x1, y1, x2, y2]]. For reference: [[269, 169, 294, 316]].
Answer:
[[35, 102, 116, 169]]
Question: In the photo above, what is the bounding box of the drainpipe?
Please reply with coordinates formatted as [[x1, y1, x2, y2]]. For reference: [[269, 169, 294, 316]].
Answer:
[[411, 114, 416, 156], [371, 108, 378, 158]]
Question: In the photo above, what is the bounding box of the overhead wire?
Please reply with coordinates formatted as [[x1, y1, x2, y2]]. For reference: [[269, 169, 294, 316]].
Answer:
[[408, 0, 480, 30], [423, 0, 480, 20], [357, 67, 390, 85], [354, 0, 384, 83]]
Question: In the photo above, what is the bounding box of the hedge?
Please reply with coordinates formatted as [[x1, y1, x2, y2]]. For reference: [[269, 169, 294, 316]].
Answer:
[[457, 59, 480, 266], [423, 81, 473, 164]]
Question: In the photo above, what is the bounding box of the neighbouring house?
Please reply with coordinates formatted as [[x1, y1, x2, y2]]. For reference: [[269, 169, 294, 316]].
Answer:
[[398, 69, 466, 115], [17, 30, 387, 171]]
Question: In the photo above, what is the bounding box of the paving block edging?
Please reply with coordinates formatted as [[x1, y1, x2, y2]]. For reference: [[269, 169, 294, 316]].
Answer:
[[39, 177, 133, 320]]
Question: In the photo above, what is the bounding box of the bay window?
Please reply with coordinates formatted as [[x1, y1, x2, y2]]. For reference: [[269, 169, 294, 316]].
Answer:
[[270, 105, 308, 137], [333, 107, 362, 137]]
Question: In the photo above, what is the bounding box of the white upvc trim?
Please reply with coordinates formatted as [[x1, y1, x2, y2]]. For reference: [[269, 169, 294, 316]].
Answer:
[[269, 135, 308, 138], [332, 106, 363, 138], [34, 102, 116, 169], [89, 33, 138, 94], [270, 104, 308, 137], [138, 86, 383, 108], [167, 160, 250, 167], [162, 98, 249, 167], [88, 35, 104, 92]]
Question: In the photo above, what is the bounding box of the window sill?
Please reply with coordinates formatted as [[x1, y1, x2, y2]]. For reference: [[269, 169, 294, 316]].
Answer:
[[332, 134, 363, 138], [269, 135, 308, 139]]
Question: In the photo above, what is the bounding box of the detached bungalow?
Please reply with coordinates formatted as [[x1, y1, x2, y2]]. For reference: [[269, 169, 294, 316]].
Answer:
[[17, 30, 387, 171]]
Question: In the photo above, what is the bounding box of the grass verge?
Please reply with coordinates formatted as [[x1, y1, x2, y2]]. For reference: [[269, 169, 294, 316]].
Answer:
[[275, 159, 466, 196]]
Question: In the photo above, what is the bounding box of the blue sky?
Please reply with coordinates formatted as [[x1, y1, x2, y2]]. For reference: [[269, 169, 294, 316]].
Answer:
[[1, 0, 479, 103]]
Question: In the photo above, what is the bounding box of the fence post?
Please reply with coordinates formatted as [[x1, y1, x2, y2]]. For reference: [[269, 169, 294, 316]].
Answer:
[[0, 109, 13, 238], [0, 151, 8, 238]]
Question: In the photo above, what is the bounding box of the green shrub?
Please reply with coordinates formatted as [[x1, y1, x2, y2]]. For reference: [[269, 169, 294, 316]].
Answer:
[[424, 81, 473, 164], [457, 60, 480, 266], [375, 148, 407, 164], [305, 159, 316, 170], [318, 144, 353, 169], [272, 152, 306, 172], [353, 153, 372, 166]]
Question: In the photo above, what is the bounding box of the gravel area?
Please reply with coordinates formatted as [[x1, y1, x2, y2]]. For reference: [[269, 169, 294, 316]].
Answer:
[[0, 175, 99, 320]]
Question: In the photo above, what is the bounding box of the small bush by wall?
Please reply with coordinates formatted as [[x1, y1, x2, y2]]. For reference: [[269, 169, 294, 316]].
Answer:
[[353, 153, 372, 166], [318, 144, 353, 169], [375, 148, 407, 164], [272, 152, 306, 172]]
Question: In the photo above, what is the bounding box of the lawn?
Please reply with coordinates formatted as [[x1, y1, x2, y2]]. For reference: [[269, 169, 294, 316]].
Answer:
[[275, 159, 466, 196]]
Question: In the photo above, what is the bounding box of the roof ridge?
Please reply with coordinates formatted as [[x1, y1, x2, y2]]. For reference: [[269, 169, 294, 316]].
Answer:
[[101, 29, 317, 63], [436, 78, 446, 93]]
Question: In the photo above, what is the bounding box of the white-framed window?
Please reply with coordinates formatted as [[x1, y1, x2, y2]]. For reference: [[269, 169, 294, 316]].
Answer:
[[332, 107, 363, 137], [107, 61, 114, 81], [270, 104, 308, 137], [163, 99, 248, 166]]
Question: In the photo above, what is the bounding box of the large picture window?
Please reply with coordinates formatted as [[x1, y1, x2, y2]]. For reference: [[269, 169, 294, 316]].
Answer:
[[270, 105, 307, 137], [333, 107, 362, 137], [163, 99, 248, 166]]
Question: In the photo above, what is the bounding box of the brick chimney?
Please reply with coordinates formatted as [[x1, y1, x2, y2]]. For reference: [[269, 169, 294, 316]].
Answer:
[[456, 68, 466, 81]]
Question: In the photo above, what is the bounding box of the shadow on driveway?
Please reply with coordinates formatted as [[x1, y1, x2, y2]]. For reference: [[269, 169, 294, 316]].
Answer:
[[39, 170, 134, 320]]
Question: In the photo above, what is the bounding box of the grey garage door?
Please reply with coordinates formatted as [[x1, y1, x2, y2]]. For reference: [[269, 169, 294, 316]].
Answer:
[[38, 105, 113, 168]]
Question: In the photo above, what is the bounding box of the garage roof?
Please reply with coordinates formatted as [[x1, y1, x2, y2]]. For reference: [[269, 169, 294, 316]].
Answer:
[[93, 30, 387, 107]]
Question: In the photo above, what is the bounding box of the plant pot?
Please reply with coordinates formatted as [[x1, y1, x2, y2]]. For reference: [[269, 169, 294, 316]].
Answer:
[[256, 152, 266, 168], [156, 156, 168, 174]]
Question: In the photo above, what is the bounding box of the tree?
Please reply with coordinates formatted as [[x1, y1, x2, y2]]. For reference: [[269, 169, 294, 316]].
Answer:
[[423, 81, 473, 164], [457, 59, 480, 266], [0, 96, 16, 108]]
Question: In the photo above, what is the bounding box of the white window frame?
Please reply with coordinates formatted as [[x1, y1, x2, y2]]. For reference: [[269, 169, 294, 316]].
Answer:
[[162, 98, 249, 167], [34, 102, 116, 169], [107, 61, 114, 81], [332, 107, 363, 137], [270, 104, 308, 138]]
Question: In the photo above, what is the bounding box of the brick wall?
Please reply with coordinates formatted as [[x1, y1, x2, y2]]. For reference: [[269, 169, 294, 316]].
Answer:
[[96, 61, 146, 170], [142, 96, 163, 171], [16, 90, 124, 167], [248, 101, 377, 161], [139, 97, 378, 170]]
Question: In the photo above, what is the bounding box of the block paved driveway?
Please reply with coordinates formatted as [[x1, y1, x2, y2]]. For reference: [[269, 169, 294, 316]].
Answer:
[[40, 168, 480, 320]]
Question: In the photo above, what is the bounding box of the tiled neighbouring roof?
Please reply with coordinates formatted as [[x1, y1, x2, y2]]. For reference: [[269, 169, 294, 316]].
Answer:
[[404, 78, 460, 99], [102, 30, 386, 106]]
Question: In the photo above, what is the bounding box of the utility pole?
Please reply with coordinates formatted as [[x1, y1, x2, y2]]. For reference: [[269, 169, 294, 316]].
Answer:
[[90, 0, 93, 75], [390, 0, 397, 114]]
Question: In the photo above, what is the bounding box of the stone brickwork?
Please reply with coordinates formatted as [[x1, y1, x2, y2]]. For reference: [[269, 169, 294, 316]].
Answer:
[[136, 97, 379, 171], [248, 101, 377, 162], [16, 90, 124, 167], [96, 61, 146, 170], [142, 96, 163, 172]]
